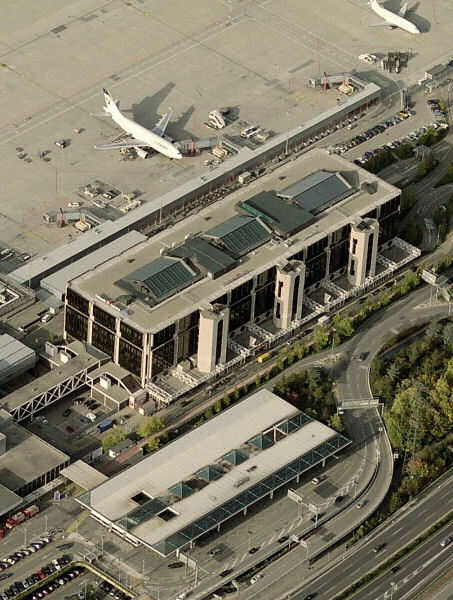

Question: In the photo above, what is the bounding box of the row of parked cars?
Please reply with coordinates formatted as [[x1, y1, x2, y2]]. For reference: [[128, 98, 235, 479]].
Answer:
[[0, 536, 52, 574], [354, 121, 446, 166], [427, 98, 447, 122], [99, 578, 131, 599], [332, 110, 415, 155], [0, 555, 72, 599]]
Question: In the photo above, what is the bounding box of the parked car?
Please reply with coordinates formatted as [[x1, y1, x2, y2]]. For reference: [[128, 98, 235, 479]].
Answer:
[[356, 500, 366, 509], [66, 425, 75, 433], [250, 572, 264, 585]]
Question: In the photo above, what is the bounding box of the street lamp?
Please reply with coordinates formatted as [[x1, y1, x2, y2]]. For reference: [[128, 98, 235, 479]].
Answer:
[[248, 530, 253, 552], [330, 328, 337, 372], [44, 515, 48, 536]]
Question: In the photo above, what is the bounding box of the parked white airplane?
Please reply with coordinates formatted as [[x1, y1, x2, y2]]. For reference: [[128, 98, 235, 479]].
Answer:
[[94, 89, 182, 159], [367, 0, 420, 34]]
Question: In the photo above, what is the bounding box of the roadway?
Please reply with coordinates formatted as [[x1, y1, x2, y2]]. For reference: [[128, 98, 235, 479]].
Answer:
[[349, 526, 453, 600], [265, 473, 453, 600]]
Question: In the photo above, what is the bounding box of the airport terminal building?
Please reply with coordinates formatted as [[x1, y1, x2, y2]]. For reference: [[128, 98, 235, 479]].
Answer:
[[77, 389, 350, 556], [63, 148, 419, 404]]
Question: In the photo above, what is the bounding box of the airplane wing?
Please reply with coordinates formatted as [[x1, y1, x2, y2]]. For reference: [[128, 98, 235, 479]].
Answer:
[[398, 2, 408, 17], [95, 141, 150, 150], [152, 107, 173, 137], [368, 21, 393, 27]]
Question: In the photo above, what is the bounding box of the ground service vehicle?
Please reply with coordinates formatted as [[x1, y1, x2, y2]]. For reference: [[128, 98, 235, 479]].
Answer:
[[5, 505, 39, 530], [257, 352, 271, 364], [97, 419, 113, 434]]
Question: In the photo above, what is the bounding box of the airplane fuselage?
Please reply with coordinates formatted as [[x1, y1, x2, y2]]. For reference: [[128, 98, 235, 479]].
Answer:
[[370, 0, 420, 34], [107, 108, 182, 159]]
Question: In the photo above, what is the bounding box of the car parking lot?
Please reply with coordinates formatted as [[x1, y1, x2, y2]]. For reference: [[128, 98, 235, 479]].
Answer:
[[31, 391, 109, 440]]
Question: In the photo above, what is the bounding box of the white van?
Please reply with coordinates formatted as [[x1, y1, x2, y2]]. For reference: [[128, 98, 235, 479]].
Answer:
[[86, 412, 97, 422], [41, 313, 53, 323], [240, 126, 260, 139]]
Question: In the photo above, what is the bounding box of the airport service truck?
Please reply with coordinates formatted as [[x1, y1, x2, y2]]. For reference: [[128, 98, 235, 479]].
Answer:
[[5, 504, 40, 530]]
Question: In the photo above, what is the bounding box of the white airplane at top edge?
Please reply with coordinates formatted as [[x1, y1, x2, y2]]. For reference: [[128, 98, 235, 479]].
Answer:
[[94, 88, 183, 159], [366, 0, 420, 34]]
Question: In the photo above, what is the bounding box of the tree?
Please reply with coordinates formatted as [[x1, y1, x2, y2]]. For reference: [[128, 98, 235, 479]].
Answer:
[[395, 142, 413, 159], [425, 321, 442, 341], [403, 217, 422, 246], [334, 316, 354, 340], [213, 399, 222, 413], [416, 154, 438, 182], [204, 408, 213, 419], [233, 388, 240, 401], [400, 189, 418, 218], [222, 394, 231, 408], [102, 426, 126, 452], [306, 367, 321, 391], [441, 322, 453, 351], [387, 363, 399, 382], [328, 413, 345, 433], [146, 437, 160, 454], [136, 416, 165, 439], [255, 374, 261, 389], [313, 326, 330, 352]]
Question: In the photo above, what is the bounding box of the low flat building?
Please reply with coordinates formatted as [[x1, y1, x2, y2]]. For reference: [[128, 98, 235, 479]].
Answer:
[[0, 334, 36, 384], [0, 409, 69, 513], [77, 389, 350, 556]]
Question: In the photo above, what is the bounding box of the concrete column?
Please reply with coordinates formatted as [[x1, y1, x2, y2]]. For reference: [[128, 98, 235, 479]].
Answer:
[[273, 260, 305, 329], [243, 506, 247, 516], [269, 490, 274, 500], [86, 301, 94, 344], [347, 218, 379, 287], [197, 306, 229, 373], [322, 458, 326, 467]]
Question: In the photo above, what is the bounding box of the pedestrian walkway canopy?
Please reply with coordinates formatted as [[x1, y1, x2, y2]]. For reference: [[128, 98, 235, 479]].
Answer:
[[61, 460, 108, 491]]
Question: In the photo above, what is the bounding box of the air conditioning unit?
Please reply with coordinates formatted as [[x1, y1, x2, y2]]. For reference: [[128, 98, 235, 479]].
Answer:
[[45, 342, 58, 357], [100, 375, 112, 390], [60, 352, 71, 363]]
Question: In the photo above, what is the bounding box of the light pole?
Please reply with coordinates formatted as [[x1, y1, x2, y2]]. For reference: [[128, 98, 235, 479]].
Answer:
[[24, 527, 28, 547], [285, 111, 290, 156], [44, 515, 48, 536], [248, 530, 253, 552], [353, 478, 358, 500], [330, 328, 337, 373], [142, 558, 145, 578]]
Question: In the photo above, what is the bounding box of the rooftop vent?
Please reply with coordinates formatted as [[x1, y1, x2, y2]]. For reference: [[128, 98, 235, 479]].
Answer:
[[361, 181, 376, 194]]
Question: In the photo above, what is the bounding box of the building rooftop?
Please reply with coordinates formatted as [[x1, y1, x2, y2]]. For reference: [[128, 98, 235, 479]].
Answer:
[[0, 334, 36, 383], [61, 460, 108, 491], [0, 417, 69, 494], [0, 483, 22, 517], [70, 148, 399, 333], [278, 169, 354, 215], [237, 191, 315, 237], [3, 341, 106, 415], [80, 389, 350, 555], [40, 230, 146, 299]]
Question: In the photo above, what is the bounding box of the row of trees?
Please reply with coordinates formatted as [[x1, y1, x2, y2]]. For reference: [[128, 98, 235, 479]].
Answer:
[[102, 415, 165, 453], [273, 369, 344, 432], [370, 320, 453, 509]]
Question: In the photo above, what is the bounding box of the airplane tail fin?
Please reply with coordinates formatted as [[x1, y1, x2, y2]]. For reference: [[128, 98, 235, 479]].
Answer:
[[102, 88, 121, 116]]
